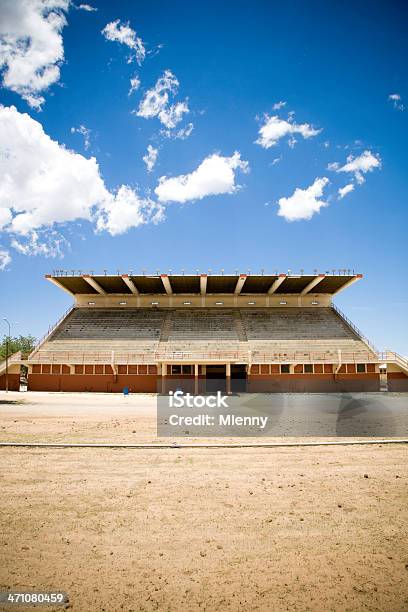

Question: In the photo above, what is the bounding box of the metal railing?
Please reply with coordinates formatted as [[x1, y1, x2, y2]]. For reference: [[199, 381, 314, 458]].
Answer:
[[379, 351, 408, 372], [0, 350, 23, 374], [29, 348, 388, 365], [28, 350, 246, 364], [249, 351, 377, 364], [30, 305, 75, 356], [29, 351, 157, 365], [331, 303, 378, 353], [26, 349, 408, 377]]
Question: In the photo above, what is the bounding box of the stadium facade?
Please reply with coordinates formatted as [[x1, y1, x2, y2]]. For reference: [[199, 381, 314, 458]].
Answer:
[[1, 271, 408, 393]]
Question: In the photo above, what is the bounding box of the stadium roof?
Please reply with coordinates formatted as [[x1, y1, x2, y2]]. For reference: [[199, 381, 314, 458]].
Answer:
[[46, 272, 362, 296]]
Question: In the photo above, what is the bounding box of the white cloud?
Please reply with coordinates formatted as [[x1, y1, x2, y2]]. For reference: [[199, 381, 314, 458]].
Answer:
[[136, 69, 189, 129], [77, 3, 97, 11], [159, 101, 189, 129], [22, 93, 45, 110], [137, 70, 177, 118], [0, 105, 162, 248], [277, 177, 329, 221], [272, 101, 286, 110], [388, 93, 404, 111], [0, 207, 12, 230], [0, 248, 11, 270], [95, 186, 164, 236], [338, 183, 354, 199], [1, 105, 105, 234], [329, 150, 381, 184], [128, 75, 140, 95], [161, 122, 194, 140], [0, 0, 69, 109], [70, 124, 91, 150], [143, 145, 158, 172], [176, 123, 194, 139], [11, 230, 69, 257], [102, 19, 146, 65], [256, 113, 321, 148], [155, 152, 249, 204], [327, 161, 339, 171]]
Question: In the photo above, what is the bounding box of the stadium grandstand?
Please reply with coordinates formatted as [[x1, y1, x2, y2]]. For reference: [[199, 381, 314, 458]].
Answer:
[[1, 270, 408, 393]]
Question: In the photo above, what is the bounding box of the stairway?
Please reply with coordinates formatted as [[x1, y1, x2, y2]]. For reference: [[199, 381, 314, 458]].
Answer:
[[159, 311, 173, 343], [0, 351, 23, 376], [234, 310, 248, 342]]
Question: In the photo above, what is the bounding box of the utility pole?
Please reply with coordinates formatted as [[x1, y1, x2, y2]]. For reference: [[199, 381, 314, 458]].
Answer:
[[3, 318, 11, 393]]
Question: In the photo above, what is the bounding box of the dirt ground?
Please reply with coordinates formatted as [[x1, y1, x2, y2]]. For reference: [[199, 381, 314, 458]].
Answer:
[[1, 392, 408, 611]]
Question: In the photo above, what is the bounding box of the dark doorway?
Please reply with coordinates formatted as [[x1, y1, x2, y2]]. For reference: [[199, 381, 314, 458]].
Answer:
[[206, 365, 226, 393], [231, 364, 247, 393]]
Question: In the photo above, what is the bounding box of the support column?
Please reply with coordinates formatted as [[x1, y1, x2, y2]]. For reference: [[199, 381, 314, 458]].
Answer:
[[333, 274, 362, 295], [334, 349, 342, 376], [226, 363, 231, 395], [194, 363, 199, 395], [379, 364, 388, 391], [122, 274, 139, 295], [268, 274, 286, 295], [234, 275, 247, 295], [83, 275, 106, 295], [161, 274, 173, 295], [161, 363, 167, 394], [300, 274, 325, 295]]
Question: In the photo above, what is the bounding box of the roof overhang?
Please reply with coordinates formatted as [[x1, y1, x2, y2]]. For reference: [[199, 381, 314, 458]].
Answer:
[[45, 273, 362, 297]]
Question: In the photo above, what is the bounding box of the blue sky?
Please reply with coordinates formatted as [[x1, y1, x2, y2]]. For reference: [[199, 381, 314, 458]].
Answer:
[[0, 0, 407, 353]]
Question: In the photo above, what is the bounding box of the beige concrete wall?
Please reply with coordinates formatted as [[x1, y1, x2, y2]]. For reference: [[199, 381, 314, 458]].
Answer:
[[0, 363, 21, 375], [74, 293, 333, 308], [384, 363, 405, 373]]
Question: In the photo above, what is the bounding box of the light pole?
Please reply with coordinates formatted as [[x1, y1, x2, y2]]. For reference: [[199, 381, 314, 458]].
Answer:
[[3, 318, 11, 393]]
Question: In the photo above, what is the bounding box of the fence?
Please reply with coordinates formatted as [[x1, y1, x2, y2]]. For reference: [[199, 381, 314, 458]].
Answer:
[[28, 349, 407, 366]]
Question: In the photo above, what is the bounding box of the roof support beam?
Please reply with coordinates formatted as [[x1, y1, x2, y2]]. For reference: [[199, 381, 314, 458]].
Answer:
[[200, 274, 207, 296], [300, 274, 325, 295], [45, 272, 363, 299], [332, 274, 362, 295], [82, 275, 106, 295], [268, 274, 286, 295], [234, 274, 247, 295], [161, 274, 173, 295], [45, 275, 74, 296], [121, 274, 139, 295]]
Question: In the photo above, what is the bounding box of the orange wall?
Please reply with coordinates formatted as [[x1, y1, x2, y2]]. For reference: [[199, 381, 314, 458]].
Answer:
[[25, 372, 382, 393], [0, 374, 20, 391], [388, 372, 408, 392], [28, 374, 157, 393], [248, 373, 380, 393]]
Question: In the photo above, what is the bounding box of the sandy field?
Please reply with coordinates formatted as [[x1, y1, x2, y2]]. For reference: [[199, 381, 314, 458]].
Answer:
[[1, 392, 408, 611]]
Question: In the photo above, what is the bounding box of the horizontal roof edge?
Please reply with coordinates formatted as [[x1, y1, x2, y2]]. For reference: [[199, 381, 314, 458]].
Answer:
[[45, 273, 362, 296]]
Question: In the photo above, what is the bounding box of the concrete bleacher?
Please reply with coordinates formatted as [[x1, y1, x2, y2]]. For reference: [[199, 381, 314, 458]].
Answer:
[[35, 308, 166, 357], [167, 309, 239, 341], [51, 308, 166, 339], [32, 306, 373, 361], [241, 307, 356, 340], [159, 308, 241, 355], [241, 308, 372, 357]]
